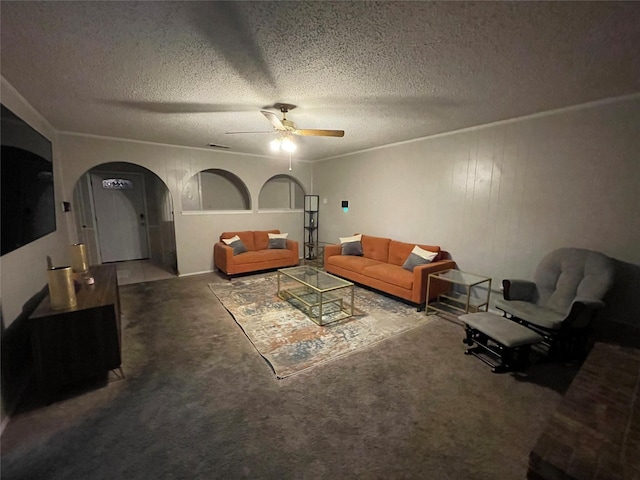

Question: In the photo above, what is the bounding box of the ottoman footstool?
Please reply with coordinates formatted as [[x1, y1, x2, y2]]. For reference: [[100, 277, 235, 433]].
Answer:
[[460, 312, 543, 373]]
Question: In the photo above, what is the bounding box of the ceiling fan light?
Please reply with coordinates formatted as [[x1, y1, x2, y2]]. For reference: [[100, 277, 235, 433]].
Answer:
[[270, 138, 282, 152], [281, 137, 297, 152]]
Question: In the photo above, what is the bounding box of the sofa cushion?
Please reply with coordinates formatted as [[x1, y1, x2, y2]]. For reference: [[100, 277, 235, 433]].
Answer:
[[362, 263, 414, 290], [221, 231, 256, 251], [388, 240, 440, 266], [402, 246, 439, 272], [494, 299, 566, 330], [253, 230, 280, 251], [361, 235, 391, 262], [231, 249, 294, 265], [387, 240, 414, 266], [340, 234, 363, 256], [327, 254, 383, 274], [268, 232, 288, 249]]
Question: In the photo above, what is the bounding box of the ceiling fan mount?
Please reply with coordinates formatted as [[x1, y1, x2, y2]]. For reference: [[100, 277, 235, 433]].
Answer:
[[273, 103, 297, 129], [273, 103, 297, 114]]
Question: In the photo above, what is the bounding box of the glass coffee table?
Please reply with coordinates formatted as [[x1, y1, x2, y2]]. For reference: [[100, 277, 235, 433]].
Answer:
[[277, 266, 354, 326]]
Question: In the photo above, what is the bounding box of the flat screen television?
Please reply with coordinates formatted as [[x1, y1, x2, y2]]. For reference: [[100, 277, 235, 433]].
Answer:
[[1, 104, 56, 256]]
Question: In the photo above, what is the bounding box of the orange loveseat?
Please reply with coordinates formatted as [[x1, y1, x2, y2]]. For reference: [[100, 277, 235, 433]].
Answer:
[[214, 230, 299, 276], [324, 234, 456, 309]]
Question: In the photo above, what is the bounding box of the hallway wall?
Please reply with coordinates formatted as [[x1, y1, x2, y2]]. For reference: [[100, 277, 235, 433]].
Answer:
[[56, 134, 312, 275]]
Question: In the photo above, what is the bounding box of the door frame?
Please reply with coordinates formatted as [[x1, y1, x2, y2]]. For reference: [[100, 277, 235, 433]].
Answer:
[[76, 172, 102, 265]]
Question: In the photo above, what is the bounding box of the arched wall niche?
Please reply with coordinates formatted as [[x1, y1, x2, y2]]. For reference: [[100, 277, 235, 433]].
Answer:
[[71, 161, 177, 274], [181, 168, 251, 211], [259, 174, 306, 210]]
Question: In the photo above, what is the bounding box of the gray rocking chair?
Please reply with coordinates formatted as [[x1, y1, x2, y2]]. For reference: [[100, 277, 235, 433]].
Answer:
[[495, 248, 614, 359]]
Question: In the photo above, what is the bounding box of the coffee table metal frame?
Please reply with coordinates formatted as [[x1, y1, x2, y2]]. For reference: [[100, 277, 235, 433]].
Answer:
[[277, 266, 354, 326]]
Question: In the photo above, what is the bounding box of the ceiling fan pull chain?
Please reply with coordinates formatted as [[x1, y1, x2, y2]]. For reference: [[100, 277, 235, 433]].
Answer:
[[289, 151, 292, 171]]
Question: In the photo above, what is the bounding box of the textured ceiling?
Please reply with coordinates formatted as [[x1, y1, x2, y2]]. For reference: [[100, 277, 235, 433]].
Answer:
[[2, 1, 640, 161]]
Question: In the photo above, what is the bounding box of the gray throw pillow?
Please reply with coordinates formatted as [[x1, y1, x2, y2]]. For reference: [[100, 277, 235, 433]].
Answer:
[[402, 252, 428, 271], [341, 241, 363, 256], [229, 239, 247, 256], [402, 246, 438, 271], [269, 238, 287, 249]]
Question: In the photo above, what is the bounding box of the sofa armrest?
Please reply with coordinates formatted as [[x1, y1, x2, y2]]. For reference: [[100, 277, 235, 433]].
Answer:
[[502, 279, 537, 302], [414, 259, 457, 303], [213, 242, 234, 274], [324, 244, 342, 268], [285, 239, 299, 255]]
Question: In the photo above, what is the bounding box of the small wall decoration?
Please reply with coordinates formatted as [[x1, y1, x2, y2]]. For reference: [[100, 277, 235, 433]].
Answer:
[[102, 178, 133, 190]]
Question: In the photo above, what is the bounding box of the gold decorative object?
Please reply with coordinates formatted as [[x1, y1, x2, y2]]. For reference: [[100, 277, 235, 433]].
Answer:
[[70, 243, 89, 275], [47, 266, 77, 310]]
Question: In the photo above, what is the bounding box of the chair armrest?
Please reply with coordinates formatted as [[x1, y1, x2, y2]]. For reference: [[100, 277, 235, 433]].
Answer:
[[414, 260, 457, 303], [213, 242, 234, 274], [502, 279, 537, 302], [573, 298, 606, 309], [563, 298, 606, 330]]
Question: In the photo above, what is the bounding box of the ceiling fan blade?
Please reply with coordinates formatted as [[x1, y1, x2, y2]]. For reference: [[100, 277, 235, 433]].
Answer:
[[294, 129, 345, 137], [225, 130, 274, 135], [261, 110, 285, 131]]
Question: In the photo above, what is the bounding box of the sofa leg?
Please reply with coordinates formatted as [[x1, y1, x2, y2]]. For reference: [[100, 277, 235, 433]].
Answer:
[[417, 303, 425, 312]]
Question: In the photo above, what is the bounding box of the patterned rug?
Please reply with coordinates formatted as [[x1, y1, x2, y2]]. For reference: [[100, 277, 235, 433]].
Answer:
[[209, 273, 437, 379]]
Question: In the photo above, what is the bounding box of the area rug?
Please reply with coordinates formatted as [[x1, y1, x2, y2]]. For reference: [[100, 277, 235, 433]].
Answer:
[[209, 273, 437, 378]]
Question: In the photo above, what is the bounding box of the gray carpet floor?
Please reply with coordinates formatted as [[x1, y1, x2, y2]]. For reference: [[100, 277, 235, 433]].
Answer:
[[1, 272, 580, 479]]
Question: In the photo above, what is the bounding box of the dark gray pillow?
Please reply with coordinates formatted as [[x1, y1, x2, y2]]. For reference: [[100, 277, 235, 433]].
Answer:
[[341, 241, 363, 256], [402, 246, 438, 271], [402, 253, 429, 271], [269, 238, 287, 249], [229, 239, 247, 256]]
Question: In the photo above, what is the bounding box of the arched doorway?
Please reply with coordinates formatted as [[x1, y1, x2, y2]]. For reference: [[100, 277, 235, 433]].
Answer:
[[72, 162, 177, 283]]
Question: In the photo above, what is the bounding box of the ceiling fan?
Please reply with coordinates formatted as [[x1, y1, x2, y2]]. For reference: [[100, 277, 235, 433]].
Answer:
[[225, 103, 345, 138]]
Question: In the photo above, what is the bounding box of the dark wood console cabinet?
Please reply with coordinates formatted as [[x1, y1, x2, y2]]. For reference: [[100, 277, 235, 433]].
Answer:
[[28, 264, 122, 400]]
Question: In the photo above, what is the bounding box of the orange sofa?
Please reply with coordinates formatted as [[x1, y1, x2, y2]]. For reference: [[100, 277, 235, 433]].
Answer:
[[324, 234, 456, 309], [214, 230, 299, 276]]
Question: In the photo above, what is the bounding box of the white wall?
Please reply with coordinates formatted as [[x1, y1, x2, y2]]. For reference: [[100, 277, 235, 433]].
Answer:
[[259, 176, 293, 209], [55, 134, 312, 275], [313, 95, 640, 296], [0, 78, 72, 328], [200, 171, 248, 211]]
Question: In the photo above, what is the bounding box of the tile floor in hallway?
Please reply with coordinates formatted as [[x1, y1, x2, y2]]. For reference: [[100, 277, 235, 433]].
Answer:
[[113, 259, 176, 285]]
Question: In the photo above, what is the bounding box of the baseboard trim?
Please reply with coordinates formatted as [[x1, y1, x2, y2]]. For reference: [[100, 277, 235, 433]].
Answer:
[[0, 372, 31, 437], [178, 269, 214, 278]]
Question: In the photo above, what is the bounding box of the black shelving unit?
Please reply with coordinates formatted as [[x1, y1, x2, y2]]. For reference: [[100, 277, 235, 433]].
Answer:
[[304, 195, 319, 261]]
